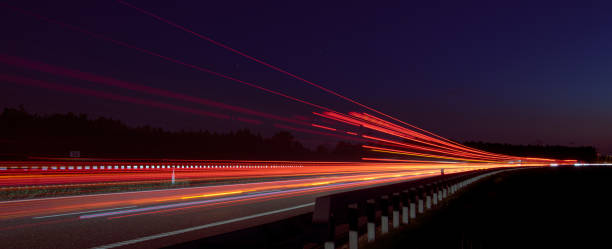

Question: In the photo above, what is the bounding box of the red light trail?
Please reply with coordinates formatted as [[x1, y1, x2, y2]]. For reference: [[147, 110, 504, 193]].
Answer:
[[111, 1, 561, 165], [2, 3, 572, 165], [0, 3, 585, 249], [0, 54, 311, 127], [115, 0, 465, 149], [0, 159, 545, 219], [2, 4, 335, 113], [0, 74, 264, 124], [311, 123, 337, 131]]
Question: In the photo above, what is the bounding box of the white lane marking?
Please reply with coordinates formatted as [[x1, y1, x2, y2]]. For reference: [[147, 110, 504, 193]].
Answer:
[[80, 182, 344, 219], [90, 202, 314, 249], [80, 173, 425, 220], [33, 206, 137, 219]]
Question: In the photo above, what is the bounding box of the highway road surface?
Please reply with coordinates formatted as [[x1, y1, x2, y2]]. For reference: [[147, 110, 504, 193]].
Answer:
[[0, 167, 462, 249], [0, 160, 542, 249]]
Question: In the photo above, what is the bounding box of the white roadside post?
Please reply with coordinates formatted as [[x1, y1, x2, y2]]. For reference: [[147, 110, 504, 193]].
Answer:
[[324, 213, 336, 249], [401, 190, 410, 225], [392, 193, 400, 229], [432, 183, 438, 206], [418, 186, 425, 214], [410, 188, 417, 219], [380, 196, 389, 234], [366, 200, 376, 242], [348, 204, 359, 249], [442, 182, 448, 199], [425, 184, 432, 210], [324, 242, 334, 249]]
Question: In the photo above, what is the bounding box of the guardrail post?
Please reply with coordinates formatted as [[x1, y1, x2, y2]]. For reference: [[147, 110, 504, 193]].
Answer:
[[380, 196, 389, 234], [418, 186, 425, 214], [324, 214, 335, 249], [425, 184, 432, 210], [456, 179, 461, 191], [432, 182, 438, 206], [366, 199, 376, 242], [401, 190, 410, 224], [348, 204, 359, 249], [454, 178, 459, 193], [392, 193, 400, 229], [437, 181, 443, 202], [410, 187, 417, 219], [442, 182, 448, 199]]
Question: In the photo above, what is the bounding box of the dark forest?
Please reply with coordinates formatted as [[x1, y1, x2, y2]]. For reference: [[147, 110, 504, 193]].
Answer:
[[0, 107, 598, 162], [0, 107, 363, 160]]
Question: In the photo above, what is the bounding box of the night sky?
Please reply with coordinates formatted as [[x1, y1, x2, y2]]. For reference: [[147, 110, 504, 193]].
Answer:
[[1, 1, 611, 154]]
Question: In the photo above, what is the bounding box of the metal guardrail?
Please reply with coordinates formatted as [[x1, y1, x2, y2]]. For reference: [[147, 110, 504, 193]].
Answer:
[[309, 167, 516, 249]]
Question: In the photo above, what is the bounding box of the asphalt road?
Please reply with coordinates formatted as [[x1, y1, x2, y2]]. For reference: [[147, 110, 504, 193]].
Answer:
[[0, 168, 448, 249]]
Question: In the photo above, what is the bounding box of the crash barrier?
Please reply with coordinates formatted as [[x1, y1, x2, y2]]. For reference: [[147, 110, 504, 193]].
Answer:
[[310, 167, 515, 249]]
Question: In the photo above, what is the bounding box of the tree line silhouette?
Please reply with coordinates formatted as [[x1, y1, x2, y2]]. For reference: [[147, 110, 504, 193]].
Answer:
[[0, 107, 363, 160], [464, 141, 597, 162], [0, 107, 598, 162]]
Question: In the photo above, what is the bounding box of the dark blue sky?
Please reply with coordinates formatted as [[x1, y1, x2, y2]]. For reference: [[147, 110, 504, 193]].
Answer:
[[1, 1, 611, 154]]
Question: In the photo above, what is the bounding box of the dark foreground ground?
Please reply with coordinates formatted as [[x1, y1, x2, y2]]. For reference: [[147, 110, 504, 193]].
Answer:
[[367, 166, 612, 249], [165, 166, 612, 249]]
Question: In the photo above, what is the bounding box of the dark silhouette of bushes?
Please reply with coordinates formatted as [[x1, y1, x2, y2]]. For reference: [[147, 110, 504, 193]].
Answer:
[[0, 107, 364, 160], [1, 107, 596, 162], [464, 141, 597, 162]]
